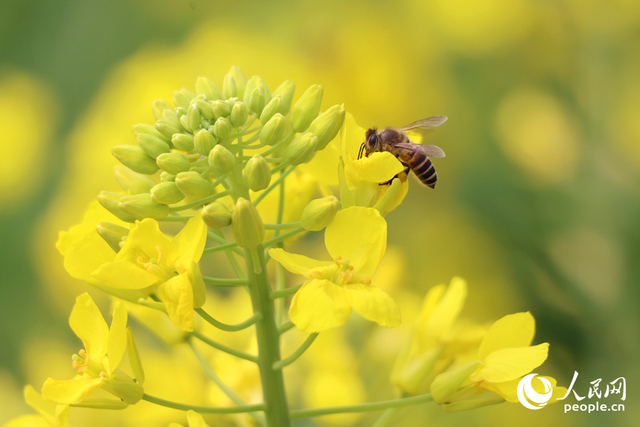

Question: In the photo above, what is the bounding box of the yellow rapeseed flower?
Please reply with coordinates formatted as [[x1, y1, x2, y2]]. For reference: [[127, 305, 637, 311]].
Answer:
[[270, 206, 400, 333], [42, 293, 143, 406], [339, 113, 409, 213], [431, 311, 566, 411], [3, 385, 69, 427]]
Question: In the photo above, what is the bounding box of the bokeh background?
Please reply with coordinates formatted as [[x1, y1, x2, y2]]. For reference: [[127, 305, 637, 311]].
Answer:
[[1, 0, 639, 426]]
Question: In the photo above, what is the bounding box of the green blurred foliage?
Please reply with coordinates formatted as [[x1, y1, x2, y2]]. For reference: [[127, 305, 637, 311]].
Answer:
[[1, 0, 639, 426]]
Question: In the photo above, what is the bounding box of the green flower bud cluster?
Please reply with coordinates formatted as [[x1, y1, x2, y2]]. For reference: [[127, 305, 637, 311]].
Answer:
[[105, 67, 347, 222]]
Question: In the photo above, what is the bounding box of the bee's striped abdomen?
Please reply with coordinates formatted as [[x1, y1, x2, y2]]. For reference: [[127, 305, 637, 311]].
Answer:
[[410, 153, 438, 189]]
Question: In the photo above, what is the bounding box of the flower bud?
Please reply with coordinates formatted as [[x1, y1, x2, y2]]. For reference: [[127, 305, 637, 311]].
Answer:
[[195, 76, 222, 101], [184, 104, 201, 133], [301, 196, 340, 231], [175, 171, 212, 200], [222, 74, 237, 98], [308, 104, 346, 150], [175, 106, 187, 118], [132, 124, 169, 143], [283, 132, 317, 165], [290, 84, 323, 132], [243, 76, 271, 108], [232, 197, 265, 249], [431, 362, 482, 403], [96, 222, 129, 252], [160, 171, 176, 182], [230, 101, 249, 127], [155, 119, 181, 139], [213, 117, 232, 139], [225, 96, 240, 110], [119, 193, 170, 220], [152, 99, 172, 120], [171, 133, 195, 152], [202, 202, 232, 229], [100, 371, 144, 405], [156, 152, 191, 175], [173, 89, 192, 110], [112, 145, 159, 175], [98, 191, 138, 222], [208, 144, 236, 174], [150, 181, 185, 204], [259, 113, 286, 146], [259, 95, 285, 123], [228, 66, 247, 99], [244, 154, 271, 191], [162, 109, 182, 126], [137, 133, 170, 159], [114, 166, 156, 194], [194, 129, 217, 156], [212, 100, 231, 118], [194, 98, 214, 120], [187, 260, 206, 309], [272, 80, 296, 114]]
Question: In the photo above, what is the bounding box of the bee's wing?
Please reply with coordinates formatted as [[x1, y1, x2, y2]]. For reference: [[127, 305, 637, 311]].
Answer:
[[399, 116, 448, 133], [394, 142, 446, 158]]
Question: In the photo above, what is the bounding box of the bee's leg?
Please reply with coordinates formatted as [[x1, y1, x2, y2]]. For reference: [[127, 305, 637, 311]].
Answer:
[[379, 165, 410, 185]]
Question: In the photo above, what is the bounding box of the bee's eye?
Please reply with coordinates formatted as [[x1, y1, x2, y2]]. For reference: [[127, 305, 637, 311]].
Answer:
[[369, 134, 378, 144]]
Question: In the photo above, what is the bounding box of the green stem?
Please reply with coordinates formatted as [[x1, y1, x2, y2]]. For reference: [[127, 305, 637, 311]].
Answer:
[[161, 215, 193, 222], [289, 393, 434, 419], [278, 321, 295, 334], [274, 176, 286, 325], [203, 241, 239, 254], [262, 227, 305, 248], [264, 222, 301, 230], [270, 284, 302, 299], [169, 188, 231, 213], [188, 341, 266, 426], [196, 308, 261, 332], [370, 391, 405, 427], [142, 393, 265, 414], [273, 333, 318, 369], [244, 246, 291, 426], [191, 330, 258, 363], [261, 130, 295, 157], [253, 165, 296, 206], [206, 230, 244, 256], [203, 276, 248, 286]]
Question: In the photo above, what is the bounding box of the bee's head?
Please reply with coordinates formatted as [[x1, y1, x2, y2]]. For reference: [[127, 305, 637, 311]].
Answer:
[[360, 128, 379, 159]]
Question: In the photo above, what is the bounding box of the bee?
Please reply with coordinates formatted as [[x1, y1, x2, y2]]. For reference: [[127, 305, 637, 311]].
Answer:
[[358, 116, 447, 188]]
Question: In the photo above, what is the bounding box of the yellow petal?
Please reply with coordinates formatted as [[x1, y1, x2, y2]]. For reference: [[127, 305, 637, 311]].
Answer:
[[379, 178, 409, 212], [350, 152, 405, 183], [92, 260, 160, 289], [41, 377, 102, 405], [173, 213, 207, 265], [268, 248, 334, 278], [421, 277, 467, 343], [325, 206, 387, 279], [54, 405, 70, 427], [340, 112, 366, 161], [116, 219, 176, 269], [478, 312, 535, 359], [69, 293, 108, 358], [56, 199, 126, 256], [63, 230, 116, 282], [482, 375, 560, 403], [289, 279, 352, 333], [157, 273, 195, 332], [23, 385, 55, 425], [186, 410, 210, 427], [107, 302, 127, 374], [343, 283, 400, 328], [2, 415, 51, 427], [472, 343, 549, 383]]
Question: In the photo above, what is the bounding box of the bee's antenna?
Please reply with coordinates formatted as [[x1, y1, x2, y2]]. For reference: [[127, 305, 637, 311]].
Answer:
[[358, 143, 365, 160]]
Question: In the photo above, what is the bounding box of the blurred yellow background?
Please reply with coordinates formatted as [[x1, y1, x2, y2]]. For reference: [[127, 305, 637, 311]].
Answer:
[[0, 0, 638, 426]]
